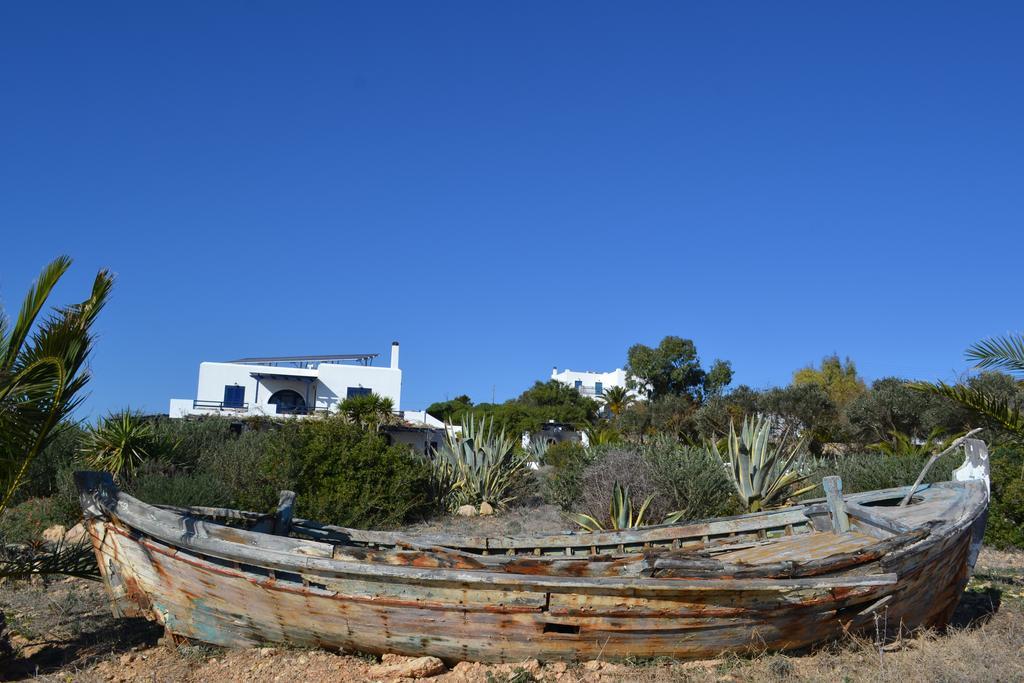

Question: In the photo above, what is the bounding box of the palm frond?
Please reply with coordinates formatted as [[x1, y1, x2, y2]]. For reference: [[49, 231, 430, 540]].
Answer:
[[0, 259, 113, 515], [0, 541, 99, 581], [0, 256, 72, 372], [913, 381, 1024, 440], [966, 334, 1024, 375]]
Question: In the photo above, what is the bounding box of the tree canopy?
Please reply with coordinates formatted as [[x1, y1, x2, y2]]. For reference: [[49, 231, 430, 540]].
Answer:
[[426, 382, 598, 437], [625, 336, 732, 400], [792, 354, 866, 408], [425, 395, 473, 423]]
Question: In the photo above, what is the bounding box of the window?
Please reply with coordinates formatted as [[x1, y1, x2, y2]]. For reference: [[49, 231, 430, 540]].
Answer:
[[595, 381, 603, 396], [347, 387, 372, 398], [223, 385, 245, 408], [574, 380, 582, 389]]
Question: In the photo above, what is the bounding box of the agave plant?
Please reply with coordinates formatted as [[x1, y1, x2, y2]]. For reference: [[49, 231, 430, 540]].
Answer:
[[583, 423, 622, 448], [524, 436, 550, 465], [82, 410, 155, 482], [707, 416, 816, 512], [567, 481, 684, 531], [431, 416, 530, 511]]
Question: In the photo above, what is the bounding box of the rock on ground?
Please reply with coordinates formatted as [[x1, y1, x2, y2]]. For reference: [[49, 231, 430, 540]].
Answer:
[[368, 654, 446, 679]]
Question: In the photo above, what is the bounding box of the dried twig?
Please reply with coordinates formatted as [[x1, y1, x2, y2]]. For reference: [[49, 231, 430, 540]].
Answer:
[[898, 428, 983, 507]]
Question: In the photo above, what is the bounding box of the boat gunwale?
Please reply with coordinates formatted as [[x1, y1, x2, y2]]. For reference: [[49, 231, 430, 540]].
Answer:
[[76, 471, 985, 594], [93, 516, 903, 597], [150, 485, 946, 552]]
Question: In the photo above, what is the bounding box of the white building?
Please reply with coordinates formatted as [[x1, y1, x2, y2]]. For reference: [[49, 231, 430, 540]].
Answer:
[[550, 366, 639, 400], [170, 343, 404, 419]]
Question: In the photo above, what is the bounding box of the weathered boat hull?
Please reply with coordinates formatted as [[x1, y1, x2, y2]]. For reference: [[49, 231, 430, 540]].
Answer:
[[77, 440, 990, 662]]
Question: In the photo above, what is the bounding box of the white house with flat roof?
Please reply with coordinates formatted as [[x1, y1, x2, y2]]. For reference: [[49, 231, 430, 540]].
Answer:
[[550, 366, 644, 401], [170, 343, 404, 418]]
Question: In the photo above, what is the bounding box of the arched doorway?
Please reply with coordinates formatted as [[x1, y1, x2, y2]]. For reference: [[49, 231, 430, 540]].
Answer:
[[268, 389, 307, 415]]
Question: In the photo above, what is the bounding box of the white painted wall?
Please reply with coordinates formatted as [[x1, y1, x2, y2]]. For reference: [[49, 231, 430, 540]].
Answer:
[[170, 358, 403, 418], [550, 367, 642, 399], [397, 410, 445, 429], [318, 363, 402, 411]]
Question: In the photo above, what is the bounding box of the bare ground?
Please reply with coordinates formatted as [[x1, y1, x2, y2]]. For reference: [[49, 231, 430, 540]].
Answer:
[[1, 546, 1021, 682]]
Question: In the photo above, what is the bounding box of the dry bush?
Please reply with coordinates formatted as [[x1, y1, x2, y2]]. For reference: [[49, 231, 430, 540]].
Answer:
[[573, 447, 666, 524], [571, 440, 739, 526]]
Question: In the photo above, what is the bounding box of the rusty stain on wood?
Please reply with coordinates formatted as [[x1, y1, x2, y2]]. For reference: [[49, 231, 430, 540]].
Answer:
[[73, 439, 991, 663]]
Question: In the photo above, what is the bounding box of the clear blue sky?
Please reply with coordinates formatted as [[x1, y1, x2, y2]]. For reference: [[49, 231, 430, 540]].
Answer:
[[2, 2, 1022, 418]]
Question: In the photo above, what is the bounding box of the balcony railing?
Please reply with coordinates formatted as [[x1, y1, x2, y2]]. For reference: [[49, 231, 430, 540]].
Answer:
[[190, 400, 336, 416], [193, 399, 249, 411]]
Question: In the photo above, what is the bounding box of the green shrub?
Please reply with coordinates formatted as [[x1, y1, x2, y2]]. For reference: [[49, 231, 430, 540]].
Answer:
[[809, 445, 1023, 550], [560, 440, 740, 525], [985, 445, 1024, 549], [150, 416, 236, 469], [196, 425, 296, 512], [806, 451, 956, 496], [292, 417, 432, 529], [15, 423, 84, 503], [642, 437, 741, 520], [544, 441, 586, 469], [542, 445, 597, 511], [128, 468, 233, 509], [53, 460, 87, 525], [0, 498, 72, 544]]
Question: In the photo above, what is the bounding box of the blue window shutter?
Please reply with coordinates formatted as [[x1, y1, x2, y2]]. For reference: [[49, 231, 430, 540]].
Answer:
[[595, 382, 603, 396], [224, 385, 244, 408]]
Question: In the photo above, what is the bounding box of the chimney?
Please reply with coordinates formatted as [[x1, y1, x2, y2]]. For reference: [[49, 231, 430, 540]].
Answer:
[[390, 341, 400, 369], [551, 366, 558, 378]]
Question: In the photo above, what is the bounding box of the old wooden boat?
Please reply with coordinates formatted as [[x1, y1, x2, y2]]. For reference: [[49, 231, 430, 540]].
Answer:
[[75, 439, 990, 663]]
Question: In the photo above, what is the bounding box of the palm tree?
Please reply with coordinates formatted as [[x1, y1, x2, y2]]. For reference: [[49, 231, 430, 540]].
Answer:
[[0, 256, 112, 582], [82, 410, 155, 482], [916, 333, 1024, 441], [599, 385, 635, 416], [339, 392, 397, 432]]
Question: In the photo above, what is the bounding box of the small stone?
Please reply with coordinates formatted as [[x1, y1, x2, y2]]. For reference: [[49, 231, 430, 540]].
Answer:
[[369, 655, 447, 679], [478, 502, 494, 516], [42, 524, 67, 543], [584, 660, 603, 670], [517, 659, 541, 674], [456, 504, 477, 517], [548, 662, 568, 674], [259, 647, 275, 657]]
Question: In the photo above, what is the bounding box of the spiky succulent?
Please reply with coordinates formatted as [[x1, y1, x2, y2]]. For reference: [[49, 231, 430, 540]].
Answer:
[[431, 416, 530, 511], [708, 416, 816, 512], [568, 481, 677, 531]]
